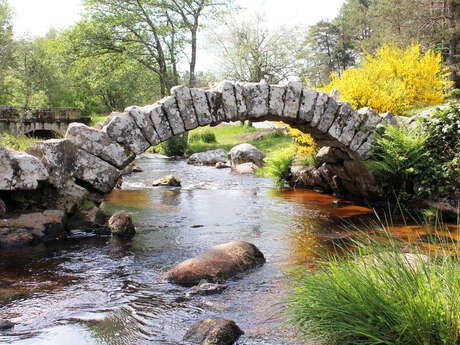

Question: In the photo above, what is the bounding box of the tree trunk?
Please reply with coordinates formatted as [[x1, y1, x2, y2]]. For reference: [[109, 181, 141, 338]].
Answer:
[[189, 25, 198, 87], [447, 0, 457, 87]]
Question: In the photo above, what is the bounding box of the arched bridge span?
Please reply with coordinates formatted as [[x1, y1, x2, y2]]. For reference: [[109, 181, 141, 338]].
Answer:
[[1, 81, 396, 201]]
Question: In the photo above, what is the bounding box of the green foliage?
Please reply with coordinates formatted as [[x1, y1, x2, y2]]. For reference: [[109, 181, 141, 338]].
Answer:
[[158, 134, 188, 157], [0, 131, 40, 151], [367, 124, 430, 200], [259, 147, 294, 187], [80, 199, 96, 210], [368, 103, 459, 201], [188, 129, 217, 143], [416, 104, 460, 198], [299, 153, 319, 168], [288, 229, 460, 345], [89, 114, 108, 128]]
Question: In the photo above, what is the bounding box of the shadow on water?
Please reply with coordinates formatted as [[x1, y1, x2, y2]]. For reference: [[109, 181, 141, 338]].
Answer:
[[0, 154, 456, 344]]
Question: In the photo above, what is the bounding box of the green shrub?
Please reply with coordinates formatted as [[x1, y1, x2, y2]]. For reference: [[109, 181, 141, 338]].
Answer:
[[0, 132, 40, 151], [189, 129, 217, 143], [287, 230, 460, 345], [158, 134, 188, 157]]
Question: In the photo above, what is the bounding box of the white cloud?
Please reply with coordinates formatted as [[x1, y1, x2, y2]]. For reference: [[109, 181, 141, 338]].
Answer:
[[11, 0, 83, 38], [238, 0, 344, 27]]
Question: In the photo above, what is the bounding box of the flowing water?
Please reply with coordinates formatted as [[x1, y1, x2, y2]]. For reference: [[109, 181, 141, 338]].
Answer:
[[0, 154, 456, 345]]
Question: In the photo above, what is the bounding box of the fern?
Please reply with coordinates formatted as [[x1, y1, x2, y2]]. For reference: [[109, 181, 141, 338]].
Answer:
[[367, 124, 430, 197]]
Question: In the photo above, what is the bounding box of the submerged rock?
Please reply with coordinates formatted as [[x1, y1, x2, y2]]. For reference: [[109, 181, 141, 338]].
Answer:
[[215, 161, 230, 169], [187, 149, 227, 166], [121, 163, 143, 176], [67, 206, 109, 232], [183, 318, 243, 345], [152, 175, 181, 187], [108, 211, 135, 237], [165, 241, 265, 286], [233, 162, 259, 174], [185, 282, 227, 298], [0, 210, 67, 248], [229, 143, 266, 168], [0, 320, 14, 330]]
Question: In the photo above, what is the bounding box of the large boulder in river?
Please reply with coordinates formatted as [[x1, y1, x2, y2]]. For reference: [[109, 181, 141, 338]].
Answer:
[[187, 149, 227, 166], [26, 139, 121, 193], [229, 143, 265, 169], [108, 211, 135, 237], [183, 318, 243, 345], [164, 241, 265, 286], [0, 146, 49, 191]]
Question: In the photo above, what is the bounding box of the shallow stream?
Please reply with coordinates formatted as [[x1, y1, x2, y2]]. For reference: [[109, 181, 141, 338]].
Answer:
[[0, 154, 455, 344]]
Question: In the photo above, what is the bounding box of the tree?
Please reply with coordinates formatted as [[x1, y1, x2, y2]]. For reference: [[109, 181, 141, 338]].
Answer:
[[164, 0, 233, 87], [209, 13, 308, 83], [304, 20, 355, 86], [78, 0, 232, 96], [0, 0, 14, 104]]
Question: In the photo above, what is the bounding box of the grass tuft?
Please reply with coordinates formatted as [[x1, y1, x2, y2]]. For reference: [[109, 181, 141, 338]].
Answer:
[[287, 224, 460, 345]]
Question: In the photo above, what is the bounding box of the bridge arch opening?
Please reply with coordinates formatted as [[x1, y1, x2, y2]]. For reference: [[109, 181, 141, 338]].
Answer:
[[25, 129, 59, 139]]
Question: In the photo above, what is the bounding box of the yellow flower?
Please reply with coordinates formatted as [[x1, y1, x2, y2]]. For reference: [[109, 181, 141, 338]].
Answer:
[[319, 44, 453, 114]]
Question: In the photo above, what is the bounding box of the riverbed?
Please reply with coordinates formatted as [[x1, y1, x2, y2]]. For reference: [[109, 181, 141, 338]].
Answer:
[[1, 154, 449, 345]]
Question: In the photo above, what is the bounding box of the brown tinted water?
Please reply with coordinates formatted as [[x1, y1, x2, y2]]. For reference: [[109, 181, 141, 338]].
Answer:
[[0, 154, 455, 344]]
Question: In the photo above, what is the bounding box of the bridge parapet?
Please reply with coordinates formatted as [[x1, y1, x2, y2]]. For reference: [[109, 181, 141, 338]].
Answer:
[[0, 106, 82, 123]]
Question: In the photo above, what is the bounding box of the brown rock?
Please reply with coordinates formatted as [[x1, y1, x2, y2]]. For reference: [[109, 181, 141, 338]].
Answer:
[[67, 207, 108, 231], [183, 318, 243, 345], [290, 166, 324, 187], [108, 211, 135, 237], [165, 241, 265, 286], [0, 210, 67, 248], [185, 282, 227, 298], [152, 175, 181, 187], [121, 162, 143, 175]]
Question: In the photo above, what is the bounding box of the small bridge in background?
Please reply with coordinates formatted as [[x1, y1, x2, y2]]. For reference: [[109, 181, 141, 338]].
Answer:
[[0, 106, 90, 138]]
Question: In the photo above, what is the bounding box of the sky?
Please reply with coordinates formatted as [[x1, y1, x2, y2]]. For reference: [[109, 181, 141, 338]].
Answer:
[[10, 0, 344, 38]]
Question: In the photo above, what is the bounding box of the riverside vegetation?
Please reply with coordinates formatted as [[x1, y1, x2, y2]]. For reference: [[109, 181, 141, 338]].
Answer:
[[288, 223, 460, 345]]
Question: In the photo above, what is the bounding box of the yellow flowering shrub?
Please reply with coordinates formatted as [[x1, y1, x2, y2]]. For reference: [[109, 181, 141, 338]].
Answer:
[[320, 44, 452, 114], [276, 122, 318, 158]]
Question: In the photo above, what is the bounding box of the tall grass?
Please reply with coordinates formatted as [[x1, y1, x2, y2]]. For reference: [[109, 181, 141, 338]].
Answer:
[[287, 225, 460, 345], [188, 128, 217, 143], [257, 147, 295, 187]]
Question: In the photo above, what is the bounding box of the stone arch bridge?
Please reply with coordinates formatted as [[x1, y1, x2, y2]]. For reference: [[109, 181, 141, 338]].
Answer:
[[1, 80, 397, 209], [0, 106, 89, 138]]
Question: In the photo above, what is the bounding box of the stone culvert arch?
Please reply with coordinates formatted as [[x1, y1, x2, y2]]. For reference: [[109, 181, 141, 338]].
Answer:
[[1, 81, 396, 206]]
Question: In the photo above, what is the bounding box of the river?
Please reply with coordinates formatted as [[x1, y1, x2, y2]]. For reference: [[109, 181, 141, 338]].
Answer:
[[1, 154, 453, 345]]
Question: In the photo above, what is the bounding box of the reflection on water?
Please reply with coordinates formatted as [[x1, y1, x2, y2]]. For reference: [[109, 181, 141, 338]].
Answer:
[[0, 154, 455, 344]]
